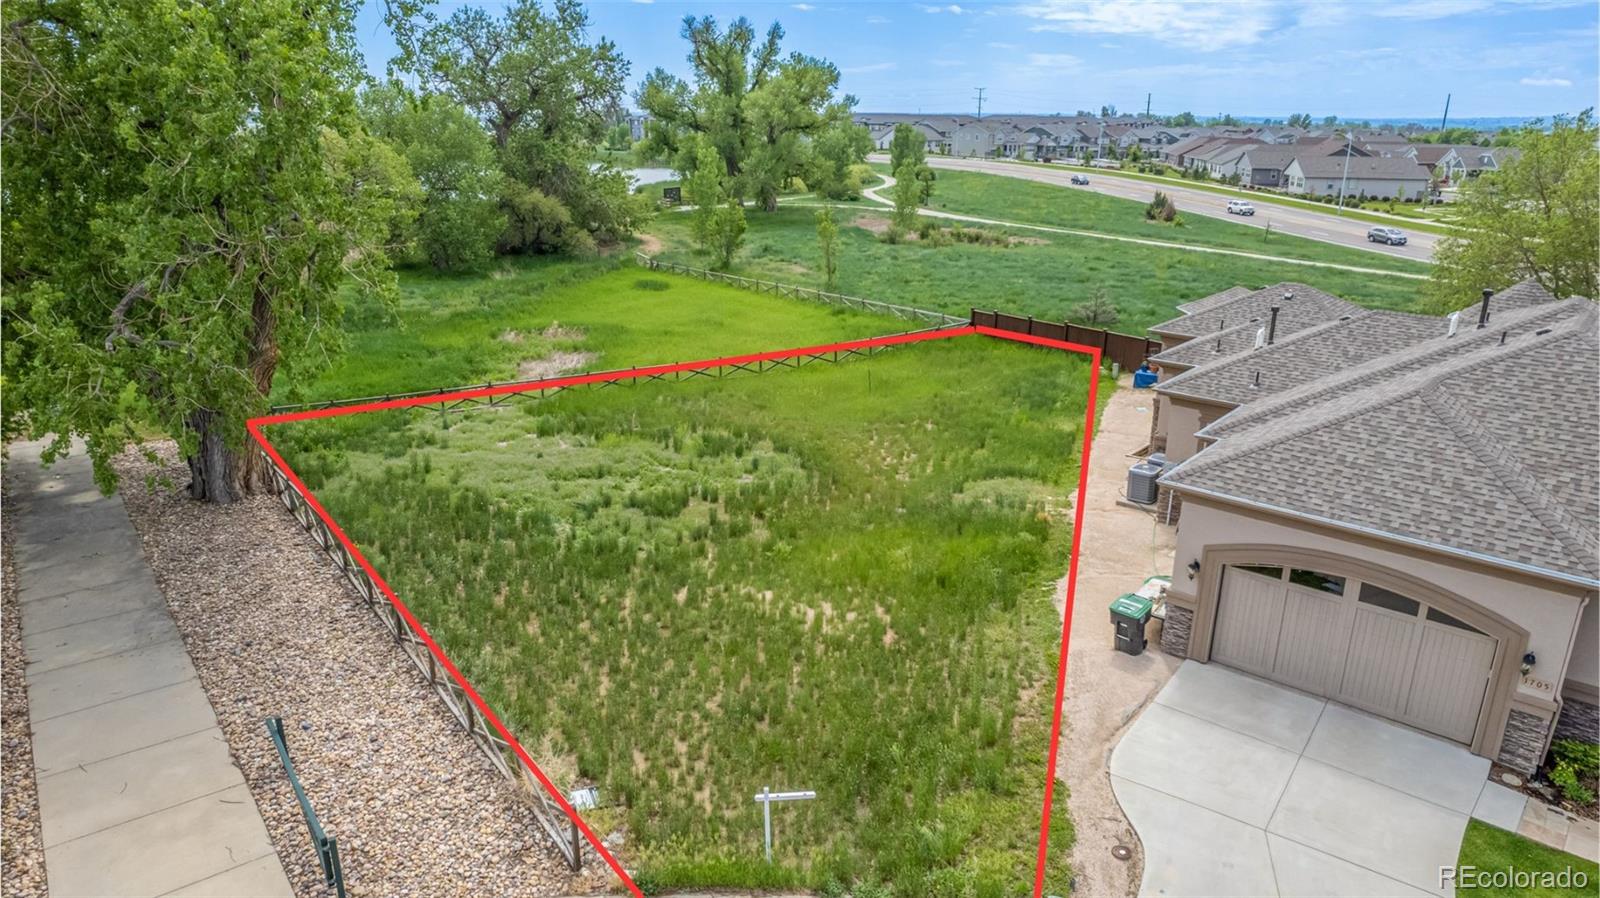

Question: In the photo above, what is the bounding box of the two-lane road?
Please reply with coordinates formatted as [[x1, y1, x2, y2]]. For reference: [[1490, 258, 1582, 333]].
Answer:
[[871, 155, 1438, 263]]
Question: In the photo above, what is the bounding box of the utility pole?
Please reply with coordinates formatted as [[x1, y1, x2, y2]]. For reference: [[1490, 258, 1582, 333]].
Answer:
[[973, 87, 986, 119], [1336, 128, 1355, 215], [1145, 92, 1152, 118], [1439, 93, 1452, 133]]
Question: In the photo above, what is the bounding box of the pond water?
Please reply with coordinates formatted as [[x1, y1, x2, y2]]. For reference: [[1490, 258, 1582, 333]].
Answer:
[[590, 162, 677, 187]]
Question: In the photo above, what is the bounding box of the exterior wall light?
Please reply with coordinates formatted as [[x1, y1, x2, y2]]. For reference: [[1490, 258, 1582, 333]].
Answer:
[[1521, 652, 1536, 675], [1186, 559, 1201, 580]]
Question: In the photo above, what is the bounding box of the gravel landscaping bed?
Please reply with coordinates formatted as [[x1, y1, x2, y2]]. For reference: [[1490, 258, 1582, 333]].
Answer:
[[2, 490, 49, 898], [113, 443, 616, 898]]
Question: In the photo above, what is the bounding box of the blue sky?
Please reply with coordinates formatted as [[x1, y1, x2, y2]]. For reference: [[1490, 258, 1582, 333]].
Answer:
[[354, 0, 1599, 120]]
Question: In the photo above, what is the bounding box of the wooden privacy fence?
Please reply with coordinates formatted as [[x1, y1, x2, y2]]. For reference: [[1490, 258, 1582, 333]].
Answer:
[[636, 252, 964, 327], [259, 455, 587, 871], [971, 309, 1160, 372]]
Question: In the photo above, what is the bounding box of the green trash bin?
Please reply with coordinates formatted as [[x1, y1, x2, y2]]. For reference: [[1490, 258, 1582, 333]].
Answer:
[[1110, 594, 1153, 655]]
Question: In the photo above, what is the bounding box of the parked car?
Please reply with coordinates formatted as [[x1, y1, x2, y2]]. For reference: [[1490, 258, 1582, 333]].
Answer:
[[1367, 226, 1408, 245], [1226, 199, 1255, 216], [1070, 174, 1090, 185]]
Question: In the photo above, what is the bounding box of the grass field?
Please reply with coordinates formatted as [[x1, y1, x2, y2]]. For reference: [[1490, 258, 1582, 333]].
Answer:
[[646, 201, 1428, 333], [277, 258, 902, 406], [908, 169, 1437, 271], [1456, 820, 1598, 897], [274, 327, 1088, 895]]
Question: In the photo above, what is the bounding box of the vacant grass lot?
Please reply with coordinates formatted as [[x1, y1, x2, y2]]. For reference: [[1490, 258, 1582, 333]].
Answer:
[[275, 330, 1086, 895], [647, 203, 1427, 333]]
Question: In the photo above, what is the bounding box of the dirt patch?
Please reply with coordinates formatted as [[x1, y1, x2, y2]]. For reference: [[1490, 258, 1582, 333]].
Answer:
[[498, 329, 526, 344], [541, 322, 585, 342], [635, 232, 665, 256], [517, 350, 597, 381], [1, 485, 47, 898], [853, 214, 899, 237], [1010, 235, 1050, 246]]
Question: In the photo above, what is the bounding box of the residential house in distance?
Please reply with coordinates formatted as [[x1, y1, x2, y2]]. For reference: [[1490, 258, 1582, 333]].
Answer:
[[1238, 146, 1299, 188], [1137, 279, 1596, 777], [1282, 155, 1432, 199]]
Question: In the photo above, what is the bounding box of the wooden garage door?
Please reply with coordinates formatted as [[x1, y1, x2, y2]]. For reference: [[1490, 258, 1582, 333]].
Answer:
[[1211, 565, 1497, 744]]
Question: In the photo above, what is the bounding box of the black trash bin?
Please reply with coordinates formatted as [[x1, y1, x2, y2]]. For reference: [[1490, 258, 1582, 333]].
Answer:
[[1109, 594, 1153, 655]]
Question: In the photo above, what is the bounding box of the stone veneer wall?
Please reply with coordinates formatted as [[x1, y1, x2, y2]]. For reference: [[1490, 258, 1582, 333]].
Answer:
[[1154, 484, 1185, 525], [1553, 696, 1600, 745], [1497, 708, 1552, 774], [1160, 603, 1193, 656]]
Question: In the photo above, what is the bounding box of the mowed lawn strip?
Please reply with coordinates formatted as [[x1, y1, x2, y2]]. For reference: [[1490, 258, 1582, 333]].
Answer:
[[274, 334, 1088, 895], [647, 206, 1427, 333], [904, 168, 1434, 273], [1456, 820, 1598, 897]]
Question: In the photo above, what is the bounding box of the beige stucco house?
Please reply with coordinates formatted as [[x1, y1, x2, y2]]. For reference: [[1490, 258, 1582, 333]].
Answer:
[[1138, 282, 1597, 774]]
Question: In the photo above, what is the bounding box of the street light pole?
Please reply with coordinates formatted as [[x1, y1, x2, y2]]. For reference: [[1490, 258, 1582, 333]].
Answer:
[[1336, 129, 1354, 216]]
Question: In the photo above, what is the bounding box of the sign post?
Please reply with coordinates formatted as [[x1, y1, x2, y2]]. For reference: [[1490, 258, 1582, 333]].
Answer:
[[754, 786, 815, 863]]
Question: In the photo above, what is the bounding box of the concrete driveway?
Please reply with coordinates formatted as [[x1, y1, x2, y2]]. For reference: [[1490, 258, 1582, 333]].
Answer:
[[889, 155, 1439, 264], [1111, 661, 1516, 897]]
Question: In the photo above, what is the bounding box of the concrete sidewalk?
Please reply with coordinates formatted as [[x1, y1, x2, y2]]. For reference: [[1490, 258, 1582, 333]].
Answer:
[[7, 440, 294, 898]]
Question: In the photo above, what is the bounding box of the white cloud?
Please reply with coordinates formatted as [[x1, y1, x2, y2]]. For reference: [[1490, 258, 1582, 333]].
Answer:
[[630, 0, 653, 4], [988, 41, 1019, 49], [920, 4, 968, 13], [931, 59, 966, 67], [866, 14, 890, 23], [843, 62, 897, 74], [1521, 76, 1574, 86], [1011, 0, 1277, 51], [1027, 52, 1083, 68], [792, 3, 815, 10]]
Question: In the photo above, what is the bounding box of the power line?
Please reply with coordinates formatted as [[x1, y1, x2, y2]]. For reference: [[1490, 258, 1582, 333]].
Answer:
[[973, 87, 986, 119]]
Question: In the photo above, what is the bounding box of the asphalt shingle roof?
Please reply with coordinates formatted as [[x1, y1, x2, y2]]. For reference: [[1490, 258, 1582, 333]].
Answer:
[[1175, 286, 1253, 315], [1156, 310, 1444, 405], [1289, 155, 1431, 180], [1161, 303, 1599, 585], [1147, 283, 1361, 339]]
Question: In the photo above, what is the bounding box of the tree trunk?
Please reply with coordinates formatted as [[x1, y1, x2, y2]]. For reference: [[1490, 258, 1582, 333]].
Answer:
[[233, 282, 279, 496], [186, 409, 237, 504], [183, 283, 279, 504], [761, 185, 778, 213]]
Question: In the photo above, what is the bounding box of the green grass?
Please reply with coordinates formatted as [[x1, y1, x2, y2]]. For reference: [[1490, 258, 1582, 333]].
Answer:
[[1456, 820, 1598, 897], [909, 169, 1435, 272], [648, 204, 1428, 334], [942, 156, 1460, 235], [277, 257, 900, 406], [274, 330, 1087, 895]]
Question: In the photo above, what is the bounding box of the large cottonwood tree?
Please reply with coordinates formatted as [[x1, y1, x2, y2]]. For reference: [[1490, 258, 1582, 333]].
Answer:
[[637, 15, 857, 211], [1427, 111, 1599, 307], [2, 0, 400, 502]]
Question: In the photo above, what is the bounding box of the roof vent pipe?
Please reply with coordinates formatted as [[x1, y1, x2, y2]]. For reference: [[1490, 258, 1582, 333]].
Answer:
[[1477, 287, 1493, 329], [1447, 311, 1461, 337], [1253, 326, 1266, 349], [1267, 306, 1281, 345]]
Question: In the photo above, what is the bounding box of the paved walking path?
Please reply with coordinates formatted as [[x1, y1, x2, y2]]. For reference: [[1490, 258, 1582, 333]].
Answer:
[[7, 440, 294, 898]]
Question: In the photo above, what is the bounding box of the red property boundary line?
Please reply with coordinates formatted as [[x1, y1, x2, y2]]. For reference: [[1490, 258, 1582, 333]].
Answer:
[[248, 325, 1103, 897]]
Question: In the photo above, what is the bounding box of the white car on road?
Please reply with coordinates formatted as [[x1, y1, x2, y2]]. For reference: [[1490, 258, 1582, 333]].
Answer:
[[1226, 199, 1255, 216]]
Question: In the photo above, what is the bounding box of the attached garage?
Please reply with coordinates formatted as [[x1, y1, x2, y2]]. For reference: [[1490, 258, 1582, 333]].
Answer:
[[1210, 563, 1503, 745]]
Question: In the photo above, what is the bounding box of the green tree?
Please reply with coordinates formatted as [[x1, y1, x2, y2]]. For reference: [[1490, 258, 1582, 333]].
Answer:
[[891, 163, 922, 230], [684, 140, 727, 252], [710, 200, 747, 268], [605, 121, 633, 152], [360, 85, 504, 270], [638, 16, 853, 211], [816, 207, 840, 290], [2, 0, 399, 502], [808, 122, 873, 199], [1427, 111, 1599, 307], [413, 0, 643, 249], [889, 124, 937, 201]]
